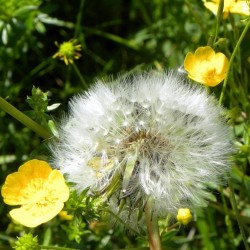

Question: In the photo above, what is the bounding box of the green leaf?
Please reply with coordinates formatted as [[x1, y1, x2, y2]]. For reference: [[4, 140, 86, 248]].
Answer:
[[37, 13, 74, 28], [13, 5, 38, 17], [48, 120, 59, 138], [161, 229, 178, 242], [1, 26, 8, 44]]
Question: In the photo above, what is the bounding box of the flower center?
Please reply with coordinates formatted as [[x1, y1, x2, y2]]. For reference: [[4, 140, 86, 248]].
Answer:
[[121, 127, 171, 163], [59, 42, 75, 57], [25, 178, 58, 206]]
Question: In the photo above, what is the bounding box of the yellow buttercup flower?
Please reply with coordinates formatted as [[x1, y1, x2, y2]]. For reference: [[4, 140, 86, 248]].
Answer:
[[176, 208, 193, 226], [204, 0, 250, 18], [184, 46, 229, 86], [53, 39, 82, 65], [1, 159, 69, 228]]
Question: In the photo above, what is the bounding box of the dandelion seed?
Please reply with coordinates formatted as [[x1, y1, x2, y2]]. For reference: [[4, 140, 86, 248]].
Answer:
[[51, 71, 232, 221]]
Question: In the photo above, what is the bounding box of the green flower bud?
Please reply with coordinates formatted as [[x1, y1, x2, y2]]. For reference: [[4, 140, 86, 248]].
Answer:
[[14, 233, 40, 250]]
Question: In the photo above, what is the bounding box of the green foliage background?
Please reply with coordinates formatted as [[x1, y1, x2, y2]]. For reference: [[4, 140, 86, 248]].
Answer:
[[1, 0, 250, 249]]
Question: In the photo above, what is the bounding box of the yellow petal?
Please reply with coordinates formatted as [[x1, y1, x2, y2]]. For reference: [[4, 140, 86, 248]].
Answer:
[[202, 73, 225, 87], [230, 1, 250, 15], [2, 173, 32, 205], [184, 52, 196, 73], [9, 202, 64, 228], [204, 2, 219, 15], [46, 170, 70, 202], [1, 160, 52, 205], [213, 52, 229, 73], [204, 0, 250, 16], [194, 46, 215, 61], [18, 159, 52, 179], [188, 73, 208, 85]]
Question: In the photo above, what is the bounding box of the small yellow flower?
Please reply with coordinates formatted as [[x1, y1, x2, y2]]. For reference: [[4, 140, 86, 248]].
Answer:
[[204, 0, 250, 18], [59, 210, 73, 221], [176, 208, 193, 225], [53, 39, 82, 65], [1, 159, 69, 228], [184, 46, 229, 86]]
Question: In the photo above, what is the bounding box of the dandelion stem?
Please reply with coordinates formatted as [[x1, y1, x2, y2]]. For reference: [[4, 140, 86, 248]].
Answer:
[[145, 197, 162, 250], [228, 178, 249, 250], [219, 17, 250, 104], [0, 97, 52, 140], [72, 63, 88, 89]]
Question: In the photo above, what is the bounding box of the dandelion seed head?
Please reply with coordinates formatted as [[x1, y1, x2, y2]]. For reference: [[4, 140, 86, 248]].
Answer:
[[51, 71, 232, 217]]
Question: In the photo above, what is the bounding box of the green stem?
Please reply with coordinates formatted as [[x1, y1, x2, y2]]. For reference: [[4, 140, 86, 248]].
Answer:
[[184, 0, 207, 40], [219, 17, 250, 104], [114, 248, 149, 250], [40, 246, 78, 250], [82, 27, 140, 51], [213, 0, 224, 46], [0, 233, 16, 242], [0, 97, 52, 140], [74, 0, 85, 38], [166, 222, 179, 231], [228, 178, 249, 250], [145, 197, 162, 250], [72, 63, 88, 89], [220, 187, 236, 249]]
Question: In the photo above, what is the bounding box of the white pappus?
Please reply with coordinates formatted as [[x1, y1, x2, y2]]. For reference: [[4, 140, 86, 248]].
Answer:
[[51, 71, 232, 218]]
